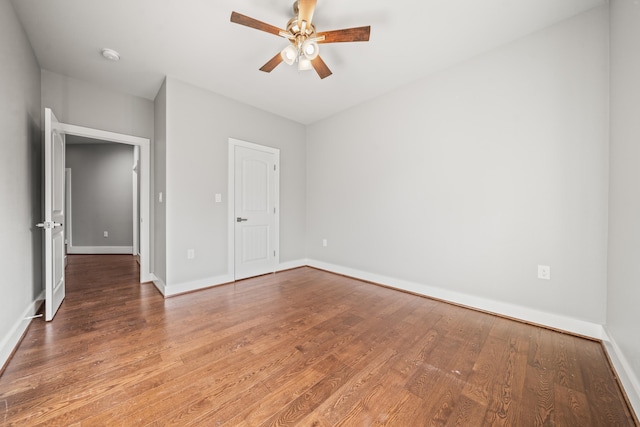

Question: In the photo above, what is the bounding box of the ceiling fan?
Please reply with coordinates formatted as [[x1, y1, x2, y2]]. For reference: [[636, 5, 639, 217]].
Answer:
[[230, 0, 371, 79]]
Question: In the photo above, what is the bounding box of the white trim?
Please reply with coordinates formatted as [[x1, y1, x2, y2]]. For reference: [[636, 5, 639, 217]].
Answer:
[[0, 291, 44, 372], [67, 246, 134, 254], [59, 123, 148, 146], [154, 260, 305, 298], [163, 274, 235, 297], [306, 259, 605, 339], [132, 146, 140, 257], [228, 138, 280, 281], [151, 275, 166, 296], [602, 328, 640, 417], [278, 259, 307, 272], [64, 168, 72, 264], [57, 122, 152, 283]]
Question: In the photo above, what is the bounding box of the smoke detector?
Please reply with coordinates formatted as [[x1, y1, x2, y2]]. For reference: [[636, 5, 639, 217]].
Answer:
[[101, 48, 120, 61]]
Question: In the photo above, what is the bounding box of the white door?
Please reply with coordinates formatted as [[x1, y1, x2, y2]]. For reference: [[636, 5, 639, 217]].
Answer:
[[39, 108, 66, 321], [234, 144, 279, 280]]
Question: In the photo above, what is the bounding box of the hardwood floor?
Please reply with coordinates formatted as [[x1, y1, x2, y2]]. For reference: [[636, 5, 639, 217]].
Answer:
[[0, 255, 636, 426]]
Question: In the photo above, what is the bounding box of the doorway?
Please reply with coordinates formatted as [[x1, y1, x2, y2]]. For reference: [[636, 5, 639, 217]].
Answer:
[[65, 139, 136, 255], [59, 122, 152, 283]]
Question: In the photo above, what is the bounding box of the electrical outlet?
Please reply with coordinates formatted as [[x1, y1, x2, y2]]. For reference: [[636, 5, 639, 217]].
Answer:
[[103, 231, 108, 238], [322, 239, 327, 247], [215, 193, 222, 203], [187, 249, 195, 259], [537, 265, 551, 280]]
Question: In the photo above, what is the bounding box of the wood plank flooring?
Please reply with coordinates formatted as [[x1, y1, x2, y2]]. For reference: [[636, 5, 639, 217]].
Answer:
[[0, 255, 636, 426]]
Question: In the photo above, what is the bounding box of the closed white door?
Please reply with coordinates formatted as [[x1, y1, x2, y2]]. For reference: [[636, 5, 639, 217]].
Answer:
[[40, 108, 66, 321], [234, 144, 279, 280]]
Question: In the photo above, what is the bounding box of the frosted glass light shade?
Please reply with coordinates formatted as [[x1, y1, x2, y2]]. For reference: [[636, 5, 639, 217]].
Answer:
[[301, 39, 319, 60], [298, 57, 313, 71], [281, 45, 297, 65]]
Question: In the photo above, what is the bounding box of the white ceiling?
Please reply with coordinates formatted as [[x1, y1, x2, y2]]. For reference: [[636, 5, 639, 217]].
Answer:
[[11, 0, 605, 125]]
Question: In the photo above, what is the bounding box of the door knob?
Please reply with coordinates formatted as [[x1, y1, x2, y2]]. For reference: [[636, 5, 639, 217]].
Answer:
[[236, 217, 248, 222], [36, 221, 62, 229]]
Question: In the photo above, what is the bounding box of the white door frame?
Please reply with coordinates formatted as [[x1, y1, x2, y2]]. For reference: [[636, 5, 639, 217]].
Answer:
[[132, 146, 140, 257], [228, 138, 280, 279], [59, 122, 152, 283], [64, 168, 72, 265]]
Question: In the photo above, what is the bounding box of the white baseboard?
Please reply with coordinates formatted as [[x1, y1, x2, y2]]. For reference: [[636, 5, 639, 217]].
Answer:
[[141, 272, 155, 284], [602, 328, 640, 418], [151, 274, 166, 296], [306, 259, 604, 339], [67, 246, 133, 255], [163, 274, 235, 297], [157, 260, 306, 298], [278, 259, 307, 272], [0, 291, 44, 372]]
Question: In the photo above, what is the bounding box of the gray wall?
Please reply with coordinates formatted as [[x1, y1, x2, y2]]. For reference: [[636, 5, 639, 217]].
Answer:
[[0, 0, 41, 365], [41, 70, 154, 139], [162, 77, 306, 288], [153, 80, 167, 285], [41, 69, 155, 265], [306, 7, 609, 325], [608, 0, 640, 405], [66, 141, 134, 248]]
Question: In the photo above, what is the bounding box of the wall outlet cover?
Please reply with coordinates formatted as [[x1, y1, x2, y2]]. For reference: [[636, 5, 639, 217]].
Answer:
[[537, 265, 551, 280]]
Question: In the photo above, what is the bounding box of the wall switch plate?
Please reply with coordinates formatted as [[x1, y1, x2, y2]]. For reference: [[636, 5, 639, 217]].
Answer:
[[159, 192, 163, 203], [538, 265, 551, 280], [215, 193, 222, 203], [103, 231, 108, 238], [187, 249, 195, 259], [322, 239, 327, 247]]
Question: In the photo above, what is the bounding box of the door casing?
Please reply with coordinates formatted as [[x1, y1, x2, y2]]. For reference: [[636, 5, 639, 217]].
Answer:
[[228, 138, 280, 280], [59, 122, 152, 283]]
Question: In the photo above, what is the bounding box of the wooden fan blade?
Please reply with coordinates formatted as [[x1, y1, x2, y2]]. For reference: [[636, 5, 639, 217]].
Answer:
[[230, 11, 284, 36], [259, 52, 284, 73], [317, 26, 371, 43], [311, 56, 332, 79], [297, 0, 317, 28]]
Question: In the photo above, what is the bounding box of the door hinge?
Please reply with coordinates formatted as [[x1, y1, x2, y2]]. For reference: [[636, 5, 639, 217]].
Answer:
[[274, 250, 276, 257], [274, 164, 276, 171]]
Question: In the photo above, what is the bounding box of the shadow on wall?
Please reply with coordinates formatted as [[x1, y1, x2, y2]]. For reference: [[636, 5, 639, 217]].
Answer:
[[29, 112, 42, 299]]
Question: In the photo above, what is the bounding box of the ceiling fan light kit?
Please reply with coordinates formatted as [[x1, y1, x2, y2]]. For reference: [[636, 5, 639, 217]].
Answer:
[[281, 45, 297, 65], [298, 57, 313, 71], [302, 39, 319, 60], [230, 0, 371, 79]]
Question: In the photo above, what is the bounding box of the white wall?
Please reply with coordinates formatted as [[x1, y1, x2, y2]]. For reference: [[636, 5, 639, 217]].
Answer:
[[608, 0, 640, 411], [66, 142, 134, 249], [161, 77, 306, 294], [0, 0, 42, 369], [306, 7, 609, 330]]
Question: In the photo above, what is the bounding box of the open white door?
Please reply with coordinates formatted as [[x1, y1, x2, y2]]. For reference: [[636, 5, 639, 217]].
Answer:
[[233, 142, 279, 280], [38, 108, 66, 321]]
